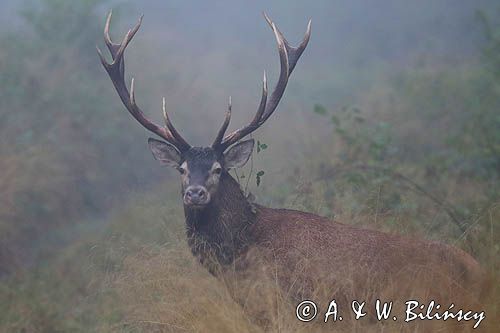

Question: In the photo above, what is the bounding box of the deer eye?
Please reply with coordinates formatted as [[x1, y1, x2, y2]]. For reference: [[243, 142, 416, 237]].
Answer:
[[213, 167, 222, 175], [178, 167, 186, 175]]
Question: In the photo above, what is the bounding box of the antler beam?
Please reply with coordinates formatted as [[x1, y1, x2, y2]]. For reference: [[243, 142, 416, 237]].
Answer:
[[97, 12, 191, 152], [212, 13, 311, 151]]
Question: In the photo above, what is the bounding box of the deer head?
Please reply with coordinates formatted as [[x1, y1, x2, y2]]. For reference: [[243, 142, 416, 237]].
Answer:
[[97, 12, 311, 208]]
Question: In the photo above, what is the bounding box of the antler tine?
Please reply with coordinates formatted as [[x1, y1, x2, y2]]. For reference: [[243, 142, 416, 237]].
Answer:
[[215, 72, 268, 147], [97, 12, 191, 152], [263, 12, 311, 74], [217, 14, 310, 151], [101, 11, 142, 79], [103, 11, 119, 55], [259, 19, 290, 123], [252, 71, 269, 126], [162, 98, 191, 149], [211, 96, 233, 148]]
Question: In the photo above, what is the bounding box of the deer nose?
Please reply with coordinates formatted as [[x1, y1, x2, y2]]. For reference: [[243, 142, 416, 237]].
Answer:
[[184, 186, 209, 205]]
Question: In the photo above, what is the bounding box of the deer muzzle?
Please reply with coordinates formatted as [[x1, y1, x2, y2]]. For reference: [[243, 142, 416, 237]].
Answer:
[[184, 185, 210, 207]]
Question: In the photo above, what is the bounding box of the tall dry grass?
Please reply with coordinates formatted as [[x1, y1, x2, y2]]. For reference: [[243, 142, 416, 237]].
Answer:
[[94, 189, 499, 333], [105, 237, 499, 332]]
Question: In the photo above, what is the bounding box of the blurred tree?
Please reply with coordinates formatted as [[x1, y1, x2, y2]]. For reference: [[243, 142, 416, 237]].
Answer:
[[0, 0, 155, 272], [458, 9, 500, 180]]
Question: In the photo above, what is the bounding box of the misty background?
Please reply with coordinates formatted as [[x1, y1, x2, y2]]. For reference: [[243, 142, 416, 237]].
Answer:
[[0, 0, 499, 332]]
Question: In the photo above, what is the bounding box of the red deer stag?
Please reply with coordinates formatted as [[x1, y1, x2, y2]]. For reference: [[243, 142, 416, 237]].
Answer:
[[98, 12, 488, 330]]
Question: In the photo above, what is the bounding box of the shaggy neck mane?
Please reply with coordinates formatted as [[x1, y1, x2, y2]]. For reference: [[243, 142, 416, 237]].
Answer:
[[184, 172, 256, 271]]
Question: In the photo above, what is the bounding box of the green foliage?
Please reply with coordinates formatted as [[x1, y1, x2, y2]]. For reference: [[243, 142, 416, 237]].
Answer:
[[311, 21, 500, 232], [476, 9, 500, 82], [1, 2, 500, 332], [312, 104, 408, 218], [256, 170, 265, 186], [235, 139, 269, 189], [255, 140, 268, 186], [254, 140, 268, 186], [313, 103, 328, 115], [457, 10, 500, 180], [0, 0, 158, 267], [256, 140, 268, 153]]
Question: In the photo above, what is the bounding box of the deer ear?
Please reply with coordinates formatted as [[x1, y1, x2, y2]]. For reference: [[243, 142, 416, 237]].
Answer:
[[224, 139, 255, 169], [148, 138, 181, 167]]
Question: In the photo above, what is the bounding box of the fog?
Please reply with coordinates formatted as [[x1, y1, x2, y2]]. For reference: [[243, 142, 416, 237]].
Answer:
[[0, 0, 499, 331]]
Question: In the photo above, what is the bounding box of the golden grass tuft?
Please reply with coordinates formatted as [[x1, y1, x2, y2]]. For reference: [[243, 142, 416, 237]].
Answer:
[[106, 237, 499, 332]]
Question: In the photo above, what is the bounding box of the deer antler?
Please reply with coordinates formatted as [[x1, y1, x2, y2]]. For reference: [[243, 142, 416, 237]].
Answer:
[[212, 13, 311, 151], [97, 11, 191, 152]]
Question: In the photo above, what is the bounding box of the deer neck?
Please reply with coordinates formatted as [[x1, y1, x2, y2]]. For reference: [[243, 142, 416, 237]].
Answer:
[[184, 172, 256, 270]]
